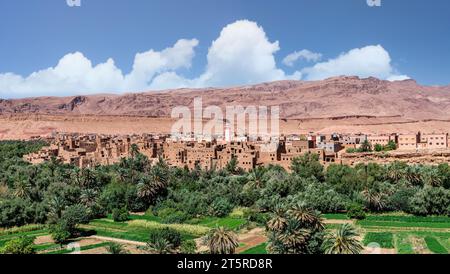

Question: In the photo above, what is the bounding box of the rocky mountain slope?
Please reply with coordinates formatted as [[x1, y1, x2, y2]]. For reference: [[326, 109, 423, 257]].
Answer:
[[1, 76, 450, 120]]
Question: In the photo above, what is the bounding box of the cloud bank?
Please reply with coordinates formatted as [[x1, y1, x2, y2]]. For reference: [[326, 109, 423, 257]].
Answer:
[[0, 20, 408, 98]]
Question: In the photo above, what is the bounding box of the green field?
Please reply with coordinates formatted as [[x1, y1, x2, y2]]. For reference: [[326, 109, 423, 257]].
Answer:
[[334, 214, 450, 254], [240, 243, 268, 254]]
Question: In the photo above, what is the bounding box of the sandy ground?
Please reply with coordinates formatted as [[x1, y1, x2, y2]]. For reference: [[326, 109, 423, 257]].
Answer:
[[2, 114, 450, 140]]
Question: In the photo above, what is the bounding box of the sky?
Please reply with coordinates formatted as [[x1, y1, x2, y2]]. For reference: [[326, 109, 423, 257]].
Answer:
[[0, 0, 449, 98]]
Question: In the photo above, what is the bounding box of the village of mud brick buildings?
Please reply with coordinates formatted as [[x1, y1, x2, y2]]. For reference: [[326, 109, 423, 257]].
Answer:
[[24, 131, 450, 171]]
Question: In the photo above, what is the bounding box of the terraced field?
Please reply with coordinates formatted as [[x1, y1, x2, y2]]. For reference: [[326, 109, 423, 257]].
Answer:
[[1, 213, 448, 254], [325, 213, 450, 254]]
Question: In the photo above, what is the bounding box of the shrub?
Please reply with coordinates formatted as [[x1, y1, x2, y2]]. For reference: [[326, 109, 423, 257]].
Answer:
[[0, 236, 35, 254], [243, 208, 268, 225], [209, 198, 233, 217], [346, 203, 366, 220], [180, 240, 197, 254], [112, 207, 129, 222], [157, 207, 189, 224], [149, 227, 182, 248], [50, 220, 71, 245]]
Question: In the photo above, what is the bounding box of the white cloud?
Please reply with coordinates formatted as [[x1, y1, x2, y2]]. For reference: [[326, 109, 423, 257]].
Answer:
[[301, 45, 409, 81], [282, 49, 322, 67], [196, 20, 290, 87], [0, 39, 199, 98], [0, 20, 409, 98]]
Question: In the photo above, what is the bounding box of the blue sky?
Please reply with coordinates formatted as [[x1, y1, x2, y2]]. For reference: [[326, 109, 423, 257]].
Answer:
[[0, 0, 449, 98]]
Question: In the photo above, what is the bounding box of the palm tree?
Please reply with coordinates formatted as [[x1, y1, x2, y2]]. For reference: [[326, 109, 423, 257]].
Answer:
[[361, 188, 386, 211], [106, 243, 129, 254], [322, 224, 363, 254], [287, 204, 325, 231], [207, 227, 239, 254], [80, 189, 97, 207], [247, 167, 266, 189], [137, 166, 168, 202], [147, 238, 174, 254], [13, 180, 31, 198], [267, 219, 310, 254], [47, 196, 66, 223], [385, 162, 407, 182], [267, 209, 288, 231]]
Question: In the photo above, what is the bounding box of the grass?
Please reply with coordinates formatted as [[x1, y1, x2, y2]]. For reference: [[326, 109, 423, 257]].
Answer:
[[45, 242, 111, 254], [128, 220, 210, 236], [357, 220, 450, 229], [189, 217, 246, 230], [365, 215, 450, 223], [323, 213, 349, 220], [0, 224, 46, 237], [394, 234, 414, 254], [240, 243, 268, 254], [363, 232, 394, 248], [424, 236, 448, 254]]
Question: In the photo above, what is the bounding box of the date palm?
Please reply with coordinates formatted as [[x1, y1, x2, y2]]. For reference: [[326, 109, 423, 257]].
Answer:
[[267, 219, 310, 254], [267, 209, 288, 231], [207, 227, 239, 254], [80, 188, 97, 207], [106, 243, 129, 254], [147, 238, 174, 254], [361, 188, 386, 211], [247, 167, 266, 189], [288, 204, 325, 231], [13, 180, 31, 199], [137, 166, 168, 202], [322, 224, 363, 254]]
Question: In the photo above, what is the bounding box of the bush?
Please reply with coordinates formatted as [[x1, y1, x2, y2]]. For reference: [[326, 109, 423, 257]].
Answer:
[[148, 227, 182, 248], [180, 240, 197, 254], [209, 198, 233, 217], [112, 207, 129, 222], [157, 207, 189, 224], [60, 204, 91, 233], [409, 186, 450, 216], [346, 203, 366, 220], [50, 220, 71, 245], [243, 208, 268, 225], [0, 236, 35, 254]]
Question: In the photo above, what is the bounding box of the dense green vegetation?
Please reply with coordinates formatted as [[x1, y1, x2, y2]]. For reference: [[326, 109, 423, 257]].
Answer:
[[0, 141, 449, 254]]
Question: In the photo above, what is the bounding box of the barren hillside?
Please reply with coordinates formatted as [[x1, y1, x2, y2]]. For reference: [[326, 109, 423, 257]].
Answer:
[[1, 76, 450, 139]]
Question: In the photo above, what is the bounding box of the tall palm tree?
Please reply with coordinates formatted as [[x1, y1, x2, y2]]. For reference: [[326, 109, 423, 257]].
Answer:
[[385, 162, 407, 182], [361, 188, 386, 211], [13, 180, 31, 199], [288, 204, 325, 231], [267, 219, 310, 254], [322, 224, 363, 254], [80, 188, 97, 207], [207, 227, 239, 254], [247, 167, 266, 189], [137, 166, 168, 202], [267, 209, 288, 231]]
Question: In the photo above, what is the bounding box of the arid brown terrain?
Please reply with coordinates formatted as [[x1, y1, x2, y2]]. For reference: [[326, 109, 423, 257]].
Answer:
[[1, 76, 450, 140]]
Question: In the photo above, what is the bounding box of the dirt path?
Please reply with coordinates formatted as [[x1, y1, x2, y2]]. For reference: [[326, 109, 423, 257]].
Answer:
[[87, 235, 147, 247], [236, 228, 267, 253]]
